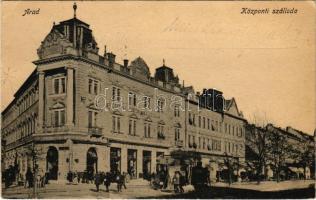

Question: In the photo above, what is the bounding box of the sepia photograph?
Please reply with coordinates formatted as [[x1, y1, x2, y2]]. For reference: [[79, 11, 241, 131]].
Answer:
[[1, 1, 315, 199]]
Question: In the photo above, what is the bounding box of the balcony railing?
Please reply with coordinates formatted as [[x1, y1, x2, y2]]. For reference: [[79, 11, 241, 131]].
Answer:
[[44, 126, 69, 133], [175, 140, 184, 147], [88, 127, 103, 137]]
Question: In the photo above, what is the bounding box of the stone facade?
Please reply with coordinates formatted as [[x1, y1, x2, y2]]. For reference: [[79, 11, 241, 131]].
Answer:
[[1, 8, 246, 182]]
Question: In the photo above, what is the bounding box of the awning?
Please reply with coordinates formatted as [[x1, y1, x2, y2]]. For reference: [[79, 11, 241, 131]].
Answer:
[[157, 157, 175, 165], [288, 167, 304, 173]]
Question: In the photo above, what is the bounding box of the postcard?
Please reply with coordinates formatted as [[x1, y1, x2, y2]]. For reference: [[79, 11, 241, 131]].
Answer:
[[1, 1, 315, 199]]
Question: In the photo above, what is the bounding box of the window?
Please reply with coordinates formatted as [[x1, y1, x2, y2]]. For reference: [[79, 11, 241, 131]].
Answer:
[[211, 120, 215, 131], [54, 109, 65, 127], [128, 119, 137, 136], [157, 98, 164, 112], [157, 125, 165, 139], [212, 139, 221, 151], [129, 120, 133, 135], [203, 138, 206, 149], [88, 111, 98, 127], [207, 118, 210, 130], [193, 114, 196, 126], [112, 86, 121, 101], [219, 122, 222, 132], [174, 128, 180, 141], [203, 117, 206, 129], [174, 105, 180, 117], [215, 121, 218, 131], [112, 116, 121, 133], [144, 122, 151, 138], [198, 116, 201, 128], [88, 78, 99, 95], [128, 92, 137, 107], [53, 77, 66, 94], [143, 96, 151, 109], [229, 142, 232, 153], [189, 112, 193, 125]]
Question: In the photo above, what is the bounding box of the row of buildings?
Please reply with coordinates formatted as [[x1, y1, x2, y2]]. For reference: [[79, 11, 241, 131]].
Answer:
[[1, 5, 315, 182]]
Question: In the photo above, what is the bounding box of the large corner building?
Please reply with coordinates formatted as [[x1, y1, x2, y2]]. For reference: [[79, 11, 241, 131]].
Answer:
[[1, 5, 247, 181]]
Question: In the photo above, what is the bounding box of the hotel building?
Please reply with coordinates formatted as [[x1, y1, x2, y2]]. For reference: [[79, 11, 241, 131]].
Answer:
[[1, 5, 247, 181]]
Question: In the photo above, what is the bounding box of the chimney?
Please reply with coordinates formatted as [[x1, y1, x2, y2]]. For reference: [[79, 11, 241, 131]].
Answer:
[[104, 45, 107, 58], [123, 59, 129, 68], [107, 52, 116, 67]]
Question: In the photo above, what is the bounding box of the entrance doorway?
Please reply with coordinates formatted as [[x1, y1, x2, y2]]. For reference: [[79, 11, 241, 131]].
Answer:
[[46, 146, 59, 180], [127, 149, 137, 179], [143, 151, 151, 180], [86, 147, 98, 176], [110, 148, 121, 173]]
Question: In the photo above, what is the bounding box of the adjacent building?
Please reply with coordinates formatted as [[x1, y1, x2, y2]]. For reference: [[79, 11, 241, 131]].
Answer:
[[245, 124, 315, 181]]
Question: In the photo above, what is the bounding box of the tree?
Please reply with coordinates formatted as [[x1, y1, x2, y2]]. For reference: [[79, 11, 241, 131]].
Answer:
[[223, 153, 239, 185], [292, 141, 315, 179], [266, 127, 292, 182], [245, 112, 270, 184], [245, 124, 269, 184], [25, 143, 44, 198]]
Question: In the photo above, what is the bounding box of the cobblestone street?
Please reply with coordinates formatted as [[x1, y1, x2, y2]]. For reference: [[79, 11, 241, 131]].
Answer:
[[2, 179, 315, 199]]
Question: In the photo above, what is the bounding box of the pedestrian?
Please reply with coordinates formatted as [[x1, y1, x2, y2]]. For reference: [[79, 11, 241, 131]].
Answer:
[[191, 161, 204, 193], [95, 172, 101, 192], [73, 171, 78, 184], [150, 172, 156, 187], [116, 172, 123, 192], [104, 172, 111, 192], [26, 167, 33, 188], [4, 169, 10, 189], [179, 172, 185, 193], [172, 171, 180, 193], [122, 172, 127, 189], [77, 172, 81, 184]]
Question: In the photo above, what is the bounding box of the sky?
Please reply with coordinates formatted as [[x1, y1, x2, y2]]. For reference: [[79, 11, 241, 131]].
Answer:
[[1, 1, 315, 134]]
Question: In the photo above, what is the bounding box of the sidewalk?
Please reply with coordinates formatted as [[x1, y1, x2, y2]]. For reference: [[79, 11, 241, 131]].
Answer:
[[212, 180, 315, 191], [2, 179, 315, 198]]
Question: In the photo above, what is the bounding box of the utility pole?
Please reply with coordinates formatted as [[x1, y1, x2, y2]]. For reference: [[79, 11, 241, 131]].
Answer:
[[32, 143, 37, 198]]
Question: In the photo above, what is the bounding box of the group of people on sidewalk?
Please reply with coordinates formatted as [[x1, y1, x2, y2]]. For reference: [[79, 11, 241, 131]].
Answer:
[[150, 161, 211, 194], [95, 171, 128, 192], [67, 170, 128, 193], [3, 165, 48, 189]]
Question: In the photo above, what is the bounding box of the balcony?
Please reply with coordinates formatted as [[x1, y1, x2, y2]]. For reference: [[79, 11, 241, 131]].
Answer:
[[88, 127, 103, 137], [44, 126, 69, 133], [175, 140, 184, 147]]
